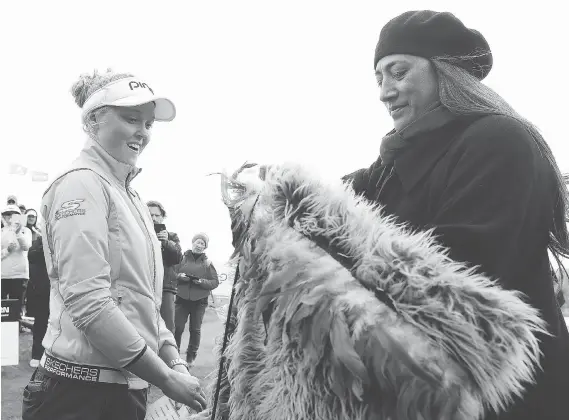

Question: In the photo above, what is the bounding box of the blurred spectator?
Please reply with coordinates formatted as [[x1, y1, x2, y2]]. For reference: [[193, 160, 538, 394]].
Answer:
[[174, 233, 219, 365], [25, 209, 50, 367], [147, 201, 182, 334], [25, 210, 41, 238], [17, 205, 34, 316], [1, 205, 32, 321], [5, 196, 18, 228]]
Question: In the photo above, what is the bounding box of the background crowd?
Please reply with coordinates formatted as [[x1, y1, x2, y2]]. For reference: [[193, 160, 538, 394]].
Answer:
[[2, 194, 220, 370]]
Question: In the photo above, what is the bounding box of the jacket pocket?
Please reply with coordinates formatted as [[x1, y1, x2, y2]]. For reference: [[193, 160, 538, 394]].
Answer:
[[115, 285, 159, 351]]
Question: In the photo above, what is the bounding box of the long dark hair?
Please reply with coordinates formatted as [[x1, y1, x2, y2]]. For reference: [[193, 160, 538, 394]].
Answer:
[[432, 57, 569, 276]]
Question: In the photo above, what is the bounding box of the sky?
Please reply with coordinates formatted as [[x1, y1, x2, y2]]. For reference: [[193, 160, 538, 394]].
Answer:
[[1, 0, 567, 273]]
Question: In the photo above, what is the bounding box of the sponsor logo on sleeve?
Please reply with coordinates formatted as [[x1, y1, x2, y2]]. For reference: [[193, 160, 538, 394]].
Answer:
[[55, 199, 86, 220]]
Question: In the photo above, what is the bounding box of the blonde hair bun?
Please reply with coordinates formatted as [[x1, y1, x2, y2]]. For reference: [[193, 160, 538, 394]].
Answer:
[[70, 68, 133, 108]]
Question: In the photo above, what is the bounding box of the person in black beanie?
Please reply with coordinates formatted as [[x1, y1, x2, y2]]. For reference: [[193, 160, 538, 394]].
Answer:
[[343, 10, 569, 420]]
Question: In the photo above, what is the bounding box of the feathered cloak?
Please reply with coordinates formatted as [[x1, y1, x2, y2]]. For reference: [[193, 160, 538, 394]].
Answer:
[[202, 163, 546, 420]]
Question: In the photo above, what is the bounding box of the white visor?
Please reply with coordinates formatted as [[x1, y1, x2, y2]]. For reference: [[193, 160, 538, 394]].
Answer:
[[81, 77, 176, 122]]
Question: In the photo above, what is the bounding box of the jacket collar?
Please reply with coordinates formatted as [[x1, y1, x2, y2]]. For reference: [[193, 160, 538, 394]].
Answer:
[[76, 137, 142, 186], [184, 250, 206, 260], [380, 105, 456, 163], [390, 110, 475, 192], [395, 104, 455, 139]]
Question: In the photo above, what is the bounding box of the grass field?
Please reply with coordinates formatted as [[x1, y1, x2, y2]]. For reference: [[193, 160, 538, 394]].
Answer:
[[1, 307, 226, 420]]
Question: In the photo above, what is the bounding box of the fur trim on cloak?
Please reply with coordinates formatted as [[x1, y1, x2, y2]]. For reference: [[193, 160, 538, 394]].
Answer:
[[199, 163, 547, 420]]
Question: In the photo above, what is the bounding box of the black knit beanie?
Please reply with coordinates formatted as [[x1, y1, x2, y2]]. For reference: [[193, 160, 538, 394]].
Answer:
[[374, 11, 492, 80]]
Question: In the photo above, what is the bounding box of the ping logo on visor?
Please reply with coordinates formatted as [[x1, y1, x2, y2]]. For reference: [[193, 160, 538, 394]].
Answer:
[[128, 81, 154, 95], [81, 76, 176, 122]]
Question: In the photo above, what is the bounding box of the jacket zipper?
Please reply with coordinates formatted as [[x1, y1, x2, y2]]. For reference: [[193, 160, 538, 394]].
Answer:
[[125, 177, 160, 350]]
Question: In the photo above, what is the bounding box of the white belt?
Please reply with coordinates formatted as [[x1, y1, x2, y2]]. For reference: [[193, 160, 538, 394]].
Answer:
[[39, 353, 128, 385]]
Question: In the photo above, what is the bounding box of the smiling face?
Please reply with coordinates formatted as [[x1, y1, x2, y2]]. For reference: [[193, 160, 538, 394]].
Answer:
[[94, 103, 156, 166], [375, 54, 439, 131]]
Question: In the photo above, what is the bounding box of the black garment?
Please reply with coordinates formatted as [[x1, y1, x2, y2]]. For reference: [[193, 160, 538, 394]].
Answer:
[[1, 277, 24, 318], [159, 230, 182, 335], [176, 251, 219, 301], [22, 369, 148, 420], [174, 296, 208, 363], [161, 231, 183, 293], [26, 236, 50, 315], [31, 296, 49, 360], [26, 235, 51, 359], [343, 114, 569, 420], [160, 290, 176, 334], [379, 105, 455, 164], [162, 231, 183, 267]]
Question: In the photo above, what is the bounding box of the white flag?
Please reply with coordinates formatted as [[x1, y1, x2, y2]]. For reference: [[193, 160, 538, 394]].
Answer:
[[30, 171, 49, 182], [7, 163, 28, 176]]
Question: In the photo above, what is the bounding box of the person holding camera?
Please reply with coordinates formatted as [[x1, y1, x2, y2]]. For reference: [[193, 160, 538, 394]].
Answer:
[[147, 201, 182, 334], [174, 233, 219, 365]]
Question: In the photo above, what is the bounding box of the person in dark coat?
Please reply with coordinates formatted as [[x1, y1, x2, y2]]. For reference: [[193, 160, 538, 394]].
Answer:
[[342, 10, 569, 420], [174, 233, 219, 365], [24, 209, 50, 367], [147, 201, 183, 334]]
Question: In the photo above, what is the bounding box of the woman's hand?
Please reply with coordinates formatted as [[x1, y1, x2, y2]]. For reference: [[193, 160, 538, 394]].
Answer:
[[170, 364, 194, 410], [161, 369, 207, 413], [188, 408, 212, 419]]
